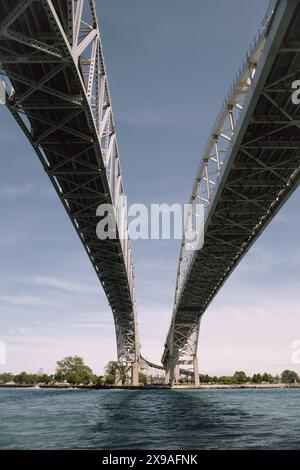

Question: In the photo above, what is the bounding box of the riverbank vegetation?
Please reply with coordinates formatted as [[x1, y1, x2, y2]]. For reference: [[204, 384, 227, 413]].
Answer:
[[196, 369, 299, 385], [0, 356, 147, 386], [0, 356, 299, 386]]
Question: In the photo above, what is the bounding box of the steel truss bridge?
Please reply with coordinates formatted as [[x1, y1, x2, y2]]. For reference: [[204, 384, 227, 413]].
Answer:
[[0, 0, 140, 384], [163, 0, 300, 385], [0, 0, 300, 386]]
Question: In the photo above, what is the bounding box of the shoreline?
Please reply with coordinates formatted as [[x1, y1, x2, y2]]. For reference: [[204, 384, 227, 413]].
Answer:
[[0, 383, 300, 390], [173, 383, 300, 390]]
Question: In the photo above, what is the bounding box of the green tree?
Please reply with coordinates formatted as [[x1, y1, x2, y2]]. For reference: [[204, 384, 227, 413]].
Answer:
[[14, 371, 28, 384], [105, 361, 118, 376], [281, 370, 299, 384], [139, 373, 148, 385], [55, 356, 93, 384], [0, 372, 14, 383], [26, 374, 39, 385], [104, 361, 126, 384], [105, 373, 115, 385], [233, 371, 248, 384], [219, 376, 234, 384], [54, 371, 65, 383], [262, 372, 274, 383], [66, 372, 82, 385], [13, 372, 39, 384], [39, 374, 53, 384], [252, 373, 263, 384], [94, 375, 104, 386], [200, 374, 213, 383]]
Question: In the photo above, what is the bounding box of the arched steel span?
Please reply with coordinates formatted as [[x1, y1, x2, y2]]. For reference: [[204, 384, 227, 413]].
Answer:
[[141, 356, 165, 371], [163, 0, 300, 385], [0, 0, 140, 383], [139, 356, 166, 385]]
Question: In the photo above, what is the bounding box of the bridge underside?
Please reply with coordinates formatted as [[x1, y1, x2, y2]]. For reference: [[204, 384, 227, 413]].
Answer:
[[0, 0, 140, 381], [163, 0, 300, 383]]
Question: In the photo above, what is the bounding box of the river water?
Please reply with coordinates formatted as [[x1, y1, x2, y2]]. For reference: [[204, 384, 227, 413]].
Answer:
[[0, 388, 299, 449]]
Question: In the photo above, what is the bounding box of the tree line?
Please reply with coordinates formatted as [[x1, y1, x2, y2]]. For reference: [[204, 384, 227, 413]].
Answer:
[[197, 370, 299, 385], [0, 357, 147, 386], [0, 356, 299, 385]]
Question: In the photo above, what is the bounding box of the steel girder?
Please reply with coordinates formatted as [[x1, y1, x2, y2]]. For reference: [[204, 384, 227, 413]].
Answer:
[[140, 356, 166, 384], [0, 0, 140, 367], [163, 0, 300, 374]]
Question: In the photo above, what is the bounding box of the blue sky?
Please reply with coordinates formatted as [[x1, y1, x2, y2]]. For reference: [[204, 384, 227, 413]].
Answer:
[[1, 0, 300, 376]]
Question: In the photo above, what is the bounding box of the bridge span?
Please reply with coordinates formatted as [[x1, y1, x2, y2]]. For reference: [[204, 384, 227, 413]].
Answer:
[[163, 0, 300, 385], [0, 0, 140, 384]]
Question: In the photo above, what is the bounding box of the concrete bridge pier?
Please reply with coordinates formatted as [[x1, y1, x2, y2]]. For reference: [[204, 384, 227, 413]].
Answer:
[[174, 364, 181, 383], [193, 356, 200, 388], [164, 357, 176, 385], [131, 362, 140, 386], [165, 355, 200, 387]]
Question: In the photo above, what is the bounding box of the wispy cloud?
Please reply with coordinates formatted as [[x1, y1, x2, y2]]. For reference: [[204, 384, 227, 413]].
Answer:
[[0, 184, 34, 198], [136, 259, 175, 274], [238, 245, 300, 274], [72, 321, 110, 330], [0, 295, 56, 307], [0, 326, 116, 374], [199, 289, 300, 376], [4, 327, 33, 336], [15, 276, 99, 294]]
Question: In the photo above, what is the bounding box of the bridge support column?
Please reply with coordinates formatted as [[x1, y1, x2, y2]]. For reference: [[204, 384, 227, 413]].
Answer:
[[193, 356, 200, 387], [164, 358, 176, 385], [164, 367, 170, 385], [131, 362, 140, 386], [174, 364, 180, 384]]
